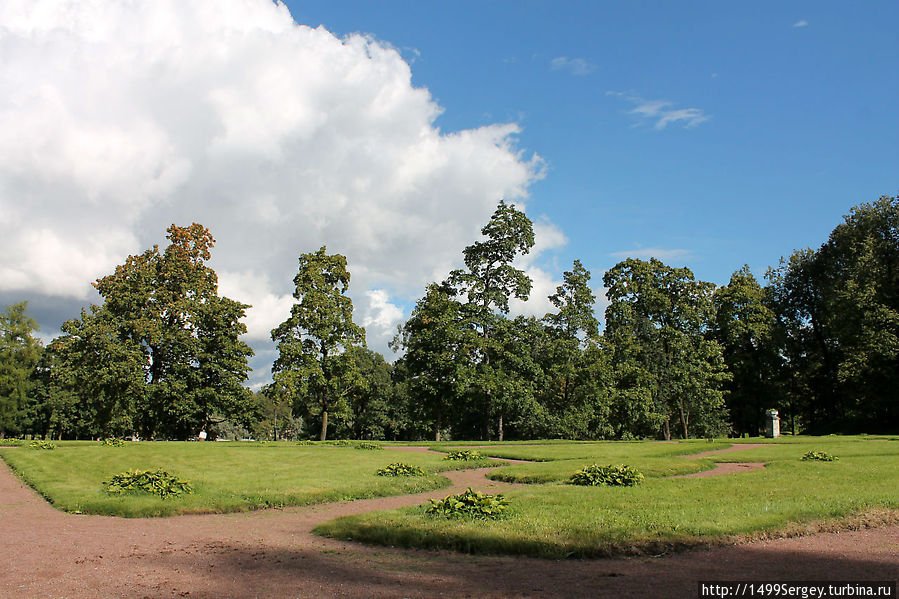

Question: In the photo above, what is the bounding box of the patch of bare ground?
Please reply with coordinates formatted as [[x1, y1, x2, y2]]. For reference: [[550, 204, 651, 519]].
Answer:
[[1, 445, 896, 598]]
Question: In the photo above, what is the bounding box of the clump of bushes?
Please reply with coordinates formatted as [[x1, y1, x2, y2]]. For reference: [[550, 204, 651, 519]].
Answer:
[[426, 488, 509, 520], [801, 450, 839, 462], [29, 440, 57, 450], [444, 449, 482, 461], [355, 442, 383, 450], [105, 469, 193, 499], [377, 462, 425, 477], [322, 440, 352, 447], [569, 464, 644, 487], [101, 438, 127, 447], [0, 438, 25, 446], [296, 440, 315, 446]]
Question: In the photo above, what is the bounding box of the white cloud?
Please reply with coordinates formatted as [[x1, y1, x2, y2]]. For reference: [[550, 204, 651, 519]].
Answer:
[[0, 0, 547, 362], [609, 247, 691, 261], [793, 20, 808, 28], [550, 56, 595, 76], [607, 91, 710, 130]]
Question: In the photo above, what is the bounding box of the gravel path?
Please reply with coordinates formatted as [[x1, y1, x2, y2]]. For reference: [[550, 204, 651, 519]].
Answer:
[[1, 444, 895, 598]]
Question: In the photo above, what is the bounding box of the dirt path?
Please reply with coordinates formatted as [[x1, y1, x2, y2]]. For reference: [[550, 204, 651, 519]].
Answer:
[[1, 446, 896, 598], [672, 442, 773, 478]]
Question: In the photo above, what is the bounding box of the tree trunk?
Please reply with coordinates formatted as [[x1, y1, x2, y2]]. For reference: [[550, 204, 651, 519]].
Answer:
[[434, 408, 442, 442], [663, 418, 671, 441], [498, 413, 504, 442], [319, 410, 328, 441]]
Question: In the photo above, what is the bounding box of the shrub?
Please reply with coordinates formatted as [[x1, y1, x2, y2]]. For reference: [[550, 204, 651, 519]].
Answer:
[[444, 449, 482, 461], [101, 438, 127, 447], [569, 464, 644, 487], [323, 440, 352, 447], [29, 440, 57, 450], [426, 488, 509, 520], [377, 462, 425, 477], [105, 469, 193, 499], [801, 450, 838, 462], [296, 440, 315, 446], [355, 442, 384, 450], [0, 438, 25, 446]]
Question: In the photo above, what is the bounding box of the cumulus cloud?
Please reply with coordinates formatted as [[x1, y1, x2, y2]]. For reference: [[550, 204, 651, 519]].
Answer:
[[550, 56, 595, 76], [607, 91, 710, 130], [792, 20, 808, 28], [0, 0, 547, 363]]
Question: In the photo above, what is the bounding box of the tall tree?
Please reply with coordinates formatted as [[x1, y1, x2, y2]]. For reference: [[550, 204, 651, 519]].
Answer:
[[540, 260, 607, 438], [56, 224, 254, 439], [448, 200, 535, 440], [713, 266, 781, 436], [0, 302, 43, 437], [271, 246, 365, 441], [392, 282, 474, 441], [603, 258, 729, 439]]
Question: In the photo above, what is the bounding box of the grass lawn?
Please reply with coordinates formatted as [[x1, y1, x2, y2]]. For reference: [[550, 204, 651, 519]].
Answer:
[[315, 436, 899, 558], [0, 441, 494, 517]]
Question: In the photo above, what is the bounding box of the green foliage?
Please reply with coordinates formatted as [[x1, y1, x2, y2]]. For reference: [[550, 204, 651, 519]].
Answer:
[[0, 438, 24, 446], [51, 224, 254, 440], [101, 438, 127, 447], [0, 302, 43, 438], [426, 487, 509, 520], [28, 439, 56, 450], [271, 246, 365, 441], [377, 462, 425, 477], [569, 463, 644, 486], [604, 257, 730, 439], [322, 439, 352, 446], [105, 469, 193, 499], [444, 449, 482, 461], [801, 450, 838, 462], [354, 441, 383, 450]]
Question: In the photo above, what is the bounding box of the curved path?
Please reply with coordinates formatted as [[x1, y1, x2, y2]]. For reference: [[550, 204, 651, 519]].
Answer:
[[0, 445, 896, 598], [671, 442, 772, 478]]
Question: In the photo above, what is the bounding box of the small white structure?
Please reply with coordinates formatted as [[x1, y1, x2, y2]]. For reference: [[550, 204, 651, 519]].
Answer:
[[198, 430, 208, 440], [765, 409, 780, 438]]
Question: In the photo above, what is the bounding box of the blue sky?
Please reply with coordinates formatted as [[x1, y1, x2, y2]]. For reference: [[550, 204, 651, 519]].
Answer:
[[289, 0, 898, 285], [1, 0, 896, 384]]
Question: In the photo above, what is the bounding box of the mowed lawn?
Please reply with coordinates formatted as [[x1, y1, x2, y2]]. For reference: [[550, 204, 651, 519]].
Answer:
[[0, 441, 492, 517], [316, 436, 899, 558]]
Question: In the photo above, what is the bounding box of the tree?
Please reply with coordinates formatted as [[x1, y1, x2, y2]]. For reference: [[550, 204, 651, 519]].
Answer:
[[56, 224, 254, 439], [603, 258, 729, 439], [392, 282, 475, 441], [344, 346, 395, 440], [271, 246, 365, 441], [767, 195, 899, 432], [540, 260, 609, 438], [713, 266, 781, 436], [0, 302, 43, 437], [448, 200, 535, 440]]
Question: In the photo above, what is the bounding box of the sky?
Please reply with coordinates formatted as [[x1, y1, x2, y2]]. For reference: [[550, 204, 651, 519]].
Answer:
[[1, 0, 896, 387]]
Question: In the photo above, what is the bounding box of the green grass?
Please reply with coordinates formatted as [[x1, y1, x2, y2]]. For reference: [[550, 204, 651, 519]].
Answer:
[[315, 436, 899, 558], [0, 441, 492, 517]]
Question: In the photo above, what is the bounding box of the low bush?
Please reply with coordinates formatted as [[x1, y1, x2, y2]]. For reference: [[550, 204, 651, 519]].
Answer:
[[29, 440, 57, 450], [101, 438, 127, 447], [105, 469, 193, 499], [296, 440, 315, 446], [0, 438, 25, 446], [377, 462, 425, 477], [323, 440, 352, 447], [426, 487, 509, 520], [569, 463, 644, 487], [444, 449, 482, 461], [801, 450, 838, 462], [355, 442, 384, 450]]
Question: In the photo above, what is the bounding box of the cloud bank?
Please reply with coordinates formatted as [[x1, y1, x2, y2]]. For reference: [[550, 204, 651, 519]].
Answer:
[[0, 0, 550, 380]]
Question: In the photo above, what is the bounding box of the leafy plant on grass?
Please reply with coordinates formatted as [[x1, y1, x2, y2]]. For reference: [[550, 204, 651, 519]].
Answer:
[[569, 464, 644, 487], [296, 440, 315, 446], [377, 462, 425, 477], [444, 449, 482, 461], [323, 440, 352, 447], [101, 438, 127, 447], [105, 469, 193, 499], [355, 442, 383, 450], [801, 450, 838, 462], [426, 488, 509, 520], [0, 438, 25, 446], [29, 440, 57, 450]]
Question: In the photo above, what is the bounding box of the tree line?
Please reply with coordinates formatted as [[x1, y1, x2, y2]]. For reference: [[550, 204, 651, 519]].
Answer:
[[1, 195, 896, 440]]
